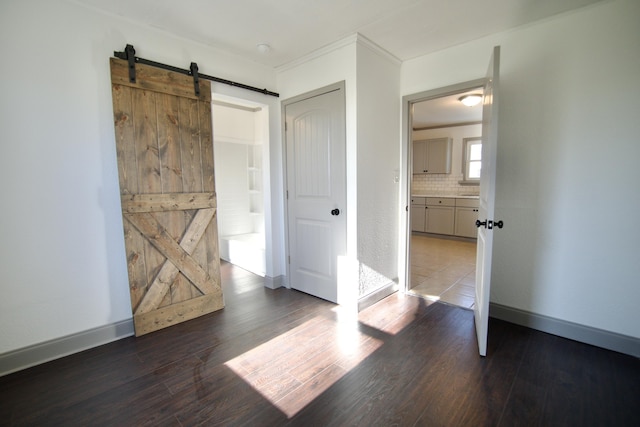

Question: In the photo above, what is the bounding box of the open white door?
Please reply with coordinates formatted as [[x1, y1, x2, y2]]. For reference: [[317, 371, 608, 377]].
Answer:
[[475, 46, 501, 356]]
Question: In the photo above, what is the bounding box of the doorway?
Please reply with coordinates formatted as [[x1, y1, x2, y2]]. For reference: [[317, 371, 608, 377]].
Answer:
[[212, 95, 269, 277], [405, 83, 484, 309], [282, 83, 346, 303]]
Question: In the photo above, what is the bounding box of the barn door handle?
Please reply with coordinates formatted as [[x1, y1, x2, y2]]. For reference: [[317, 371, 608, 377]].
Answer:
[[331, 209, 340, 216]]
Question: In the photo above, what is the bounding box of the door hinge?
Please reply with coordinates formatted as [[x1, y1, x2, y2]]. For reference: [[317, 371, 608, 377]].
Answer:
[[285, 122, 288, 131], [288, 255, 290, 264], [286, 190, 289, 199]]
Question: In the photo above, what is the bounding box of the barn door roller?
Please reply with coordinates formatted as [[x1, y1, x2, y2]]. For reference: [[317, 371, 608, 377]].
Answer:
[[113, 44, 279, 98]]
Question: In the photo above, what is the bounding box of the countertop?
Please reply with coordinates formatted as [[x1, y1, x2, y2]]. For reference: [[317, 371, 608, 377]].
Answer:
[[412, 194, 479, 199]]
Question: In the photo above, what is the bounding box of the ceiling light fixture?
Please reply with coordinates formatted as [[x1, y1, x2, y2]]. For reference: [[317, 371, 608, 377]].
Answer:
[[458, 94, 483, 107], [256, 43, 271, 54]]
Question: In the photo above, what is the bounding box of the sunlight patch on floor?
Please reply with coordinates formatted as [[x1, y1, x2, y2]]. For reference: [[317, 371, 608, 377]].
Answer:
[[357, 292, 431, 336], [224, 315, 382, 418]]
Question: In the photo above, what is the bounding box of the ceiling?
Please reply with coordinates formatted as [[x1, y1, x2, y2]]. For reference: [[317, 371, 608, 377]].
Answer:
[[75, 0, 602, 68], [73, 0, 601, 128], [413, 88, 484, 129]]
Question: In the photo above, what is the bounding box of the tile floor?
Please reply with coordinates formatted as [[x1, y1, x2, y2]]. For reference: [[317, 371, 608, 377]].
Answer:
[[409, 233, 477, 309]]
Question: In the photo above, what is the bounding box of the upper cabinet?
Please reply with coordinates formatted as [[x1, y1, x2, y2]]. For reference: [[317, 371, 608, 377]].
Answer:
[[413, 137, 452, 174]]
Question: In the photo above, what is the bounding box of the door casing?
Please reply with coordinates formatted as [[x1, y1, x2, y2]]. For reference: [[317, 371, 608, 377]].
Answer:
[[281, 81, 347, 303], [400, 79, 486, 297]]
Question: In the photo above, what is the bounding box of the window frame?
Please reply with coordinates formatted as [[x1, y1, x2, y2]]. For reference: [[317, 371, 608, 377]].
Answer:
[[461, 137, 482, 184]]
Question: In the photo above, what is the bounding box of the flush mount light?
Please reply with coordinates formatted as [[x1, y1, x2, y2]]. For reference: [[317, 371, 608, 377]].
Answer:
[[458, 94, 483, 107], [256, 43, 271, 54]]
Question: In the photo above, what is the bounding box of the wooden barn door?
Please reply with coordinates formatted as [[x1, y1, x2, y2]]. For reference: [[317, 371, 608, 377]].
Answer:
[[110, 57, 223, 336]]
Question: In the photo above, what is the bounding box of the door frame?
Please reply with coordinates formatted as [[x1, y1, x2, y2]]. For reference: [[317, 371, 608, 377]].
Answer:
[[211, 93, 269, 277], [400, 79, 486, 295], [281, 81, 347, 298]]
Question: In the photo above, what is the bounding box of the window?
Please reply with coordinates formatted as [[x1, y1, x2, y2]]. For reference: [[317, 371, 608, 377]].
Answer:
[[462, 137, 482, 183]]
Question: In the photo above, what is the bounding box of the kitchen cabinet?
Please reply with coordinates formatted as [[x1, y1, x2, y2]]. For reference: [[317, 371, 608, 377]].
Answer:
[[425, 198, 455, 235], [454, 199, 479, 238], [411, 197, 455, 235], [410, 197, 426, 232], [411, 196, 479, 239], [413, 138, 452, 174]]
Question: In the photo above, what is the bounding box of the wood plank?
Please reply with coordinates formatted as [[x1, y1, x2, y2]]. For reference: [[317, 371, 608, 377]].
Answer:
[[120, 192, 216, 213], [122, 223, 149, 311], [180, 97, 210, 298], [110, 58, 211, 102], [199, 99, 215, 193], [197, 99, 221, 296], [112, 83, 149, 309], [134, 293, 224, 336], [178, 97, 204, 193], [124, 212, 221, 297], [156, 92, 192, 305], [132, 89, 161, 195], [131, 88, 166, 311], [111, 84, 138, 194], [201, 213, 221, 297], [134, 208, 216, 315]]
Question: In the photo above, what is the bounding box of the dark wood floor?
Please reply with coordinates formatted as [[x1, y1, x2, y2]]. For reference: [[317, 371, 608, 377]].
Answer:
[[1, 262, 639, 426]]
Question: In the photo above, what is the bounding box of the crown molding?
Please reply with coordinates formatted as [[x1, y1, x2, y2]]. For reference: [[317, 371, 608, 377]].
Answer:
[[354, 33, 402, 66], [276, 33, 400, 73]]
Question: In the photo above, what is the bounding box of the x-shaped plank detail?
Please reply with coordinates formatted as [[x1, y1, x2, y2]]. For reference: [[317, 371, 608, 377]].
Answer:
[[125, 208, 221, 315]]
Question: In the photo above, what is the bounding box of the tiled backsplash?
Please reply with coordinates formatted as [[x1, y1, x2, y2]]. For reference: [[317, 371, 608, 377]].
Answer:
[[412, 173, 480, 196]]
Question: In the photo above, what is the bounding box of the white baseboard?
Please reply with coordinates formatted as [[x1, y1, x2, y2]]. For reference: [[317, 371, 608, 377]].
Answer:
[[0, 319, 134, 377], [490, 303, 640, 358], [358, 282, 399, 312], [264, 275, 285, 289]]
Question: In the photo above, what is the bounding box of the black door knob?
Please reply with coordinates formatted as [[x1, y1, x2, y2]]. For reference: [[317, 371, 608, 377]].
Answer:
[[475, 219, 487, 228], [331, 208, 340, 216]]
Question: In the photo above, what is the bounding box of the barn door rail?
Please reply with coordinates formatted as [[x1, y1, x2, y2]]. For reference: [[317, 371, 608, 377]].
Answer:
[[113, 44, 279, 98]]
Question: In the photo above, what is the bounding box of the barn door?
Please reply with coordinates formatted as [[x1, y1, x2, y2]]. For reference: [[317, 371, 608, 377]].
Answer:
[[110, 57, 223, 336]]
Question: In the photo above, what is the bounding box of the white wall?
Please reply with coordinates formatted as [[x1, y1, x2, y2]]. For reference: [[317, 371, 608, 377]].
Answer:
[[0, 0, 278, 353], [214, 141, 253, 236], [277, 35, 402, 302], [277, 37, 359, 302], [402, 0, 640, 338], [356, 40, 401, 297]]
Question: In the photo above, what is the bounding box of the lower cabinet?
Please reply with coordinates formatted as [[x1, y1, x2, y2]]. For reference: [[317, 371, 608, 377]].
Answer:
[[454, 207, 479, 238], [411, 196, 479, 238], [426, 206, 455, 234], [411, 204, 426, 232], [454, 198, 479, 238]]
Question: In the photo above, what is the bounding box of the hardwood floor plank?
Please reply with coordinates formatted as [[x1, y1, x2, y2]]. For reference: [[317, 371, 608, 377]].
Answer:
[[455, 319, 531, 426], [275, 363, 347, 418], [1, 262, 638, 426]]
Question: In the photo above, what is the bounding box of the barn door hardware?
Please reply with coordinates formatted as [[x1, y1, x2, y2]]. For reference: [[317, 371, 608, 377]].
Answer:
[[190, 62, 200, 97], [113, 43, 279, 98], [113, 44, 137, 83]]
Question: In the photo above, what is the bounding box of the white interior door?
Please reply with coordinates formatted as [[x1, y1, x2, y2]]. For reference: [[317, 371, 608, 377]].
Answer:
[[284, 86, 346, 303], [475, 46, 501, 356]]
